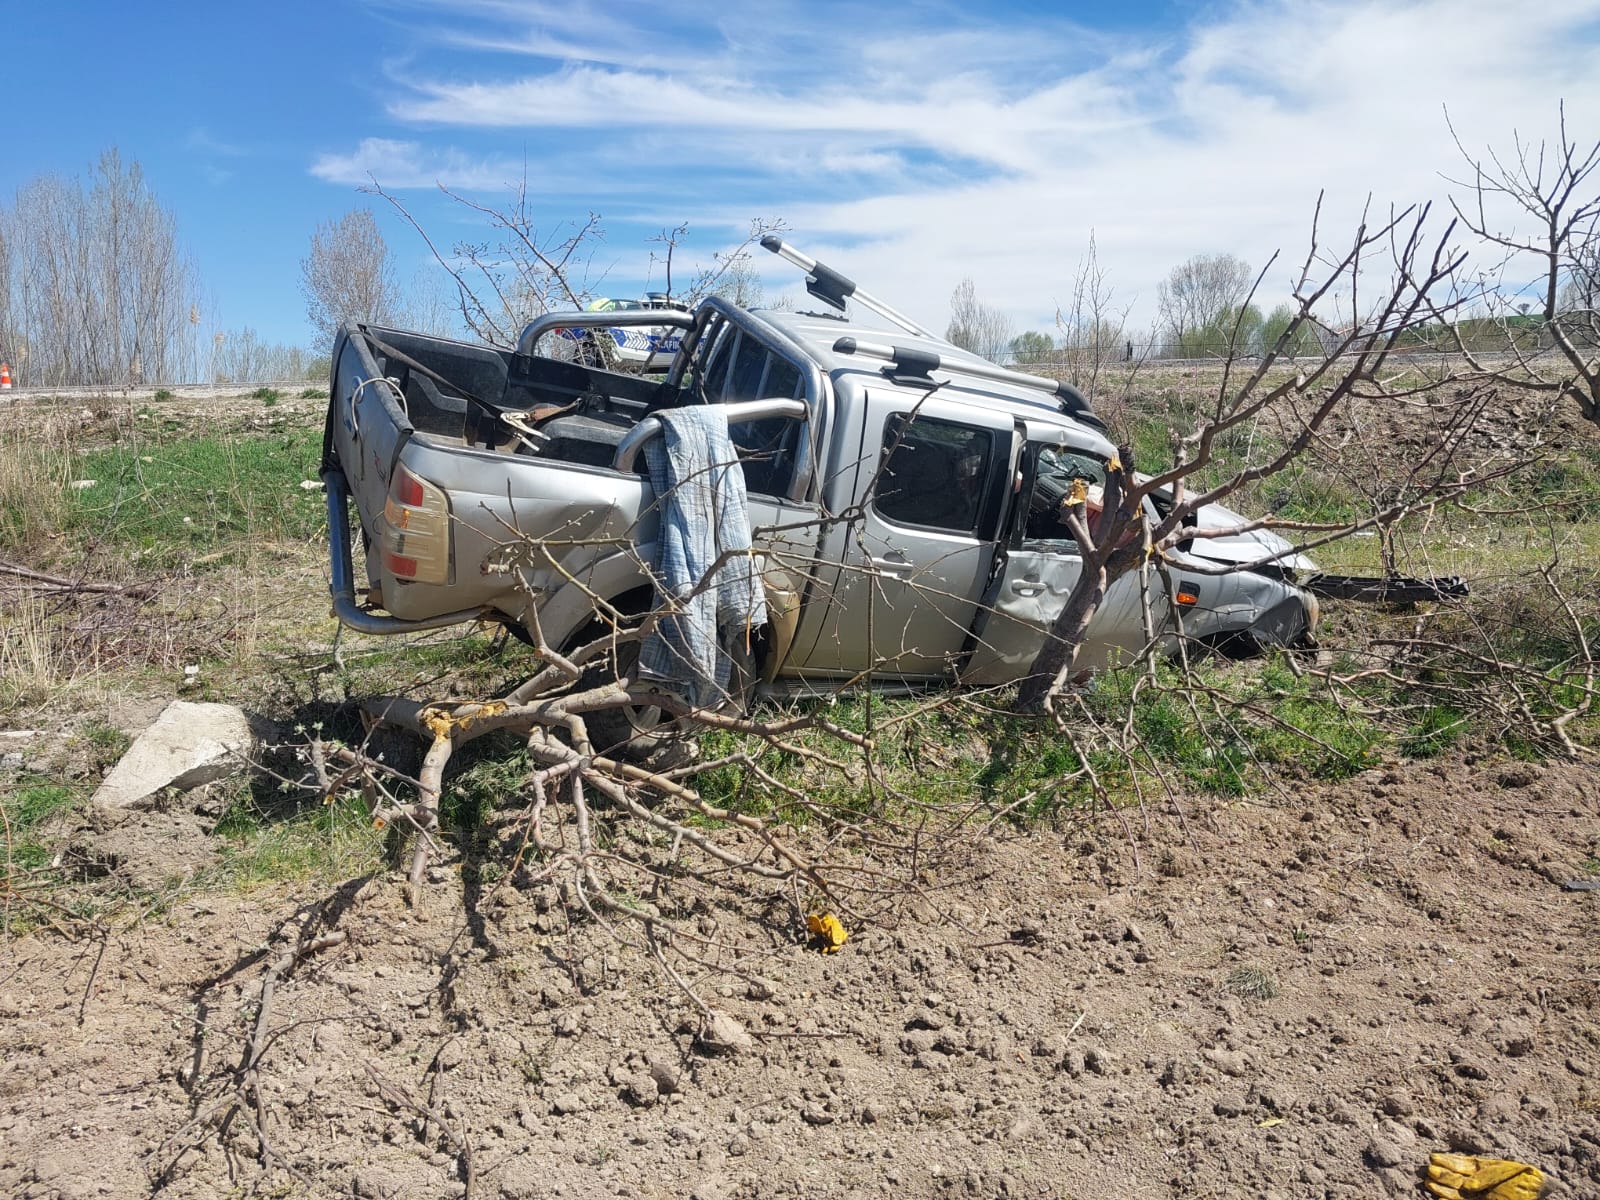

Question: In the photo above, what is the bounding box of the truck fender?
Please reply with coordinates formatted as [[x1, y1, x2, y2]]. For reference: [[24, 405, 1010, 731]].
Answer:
[[528, 548, 658, 653], [759, 567, 803, 682], [530, 550, 803, 679]]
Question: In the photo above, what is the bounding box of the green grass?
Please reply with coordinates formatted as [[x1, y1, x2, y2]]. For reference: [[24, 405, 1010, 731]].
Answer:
[[1527, 455, 1600, 521], [76, 718, 132, 766], [445, 741, 531, 830], [63, 425, 324, 566], [1261, 464, 1364, 525], [0, 423, 72, 551], [211, 792, 386, 889], [1401, 704, 1468, 758], [1224, 965, 1279, 1000], [671, 654, 1398, 833], [3, 780, 79, 871], [250, 387, 282, 406]]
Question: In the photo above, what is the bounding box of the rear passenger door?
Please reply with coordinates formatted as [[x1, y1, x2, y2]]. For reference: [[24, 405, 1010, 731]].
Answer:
[[698, 321, 810, 503], [693, 321, 823, 671]]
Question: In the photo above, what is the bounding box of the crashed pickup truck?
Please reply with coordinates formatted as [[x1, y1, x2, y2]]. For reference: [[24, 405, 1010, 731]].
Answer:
[[321, 238, 1330, 738]]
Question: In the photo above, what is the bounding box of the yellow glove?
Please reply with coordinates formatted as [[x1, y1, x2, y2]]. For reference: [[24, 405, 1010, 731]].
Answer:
[[805, 912, 849, 953], [1424, 1153, 1543, 1200]]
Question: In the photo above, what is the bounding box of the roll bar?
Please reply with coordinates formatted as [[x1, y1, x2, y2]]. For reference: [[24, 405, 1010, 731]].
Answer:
[[832, 336, 1101, 429], [612, 398, 810, 474], [516, 309, 697, 357]]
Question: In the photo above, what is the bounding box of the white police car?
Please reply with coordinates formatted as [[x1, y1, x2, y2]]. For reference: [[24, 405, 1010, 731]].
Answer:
[[557, 294, 689, 371]]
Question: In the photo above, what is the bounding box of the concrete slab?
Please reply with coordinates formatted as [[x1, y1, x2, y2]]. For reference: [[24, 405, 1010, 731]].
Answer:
[[90, 700, 255, 811]]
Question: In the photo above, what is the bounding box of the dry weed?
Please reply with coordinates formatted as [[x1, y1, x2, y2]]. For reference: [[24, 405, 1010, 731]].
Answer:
[[0, 410, 77, 551], [0, 598, 73, 709]]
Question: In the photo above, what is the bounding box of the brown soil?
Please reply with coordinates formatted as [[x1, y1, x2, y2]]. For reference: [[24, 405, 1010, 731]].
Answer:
[[3, 756, 1598, 1199]]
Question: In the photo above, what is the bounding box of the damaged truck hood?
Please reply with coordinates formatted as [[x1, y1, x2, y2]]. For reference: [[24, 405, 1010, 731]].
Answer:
[[1182, 501, 1317, 573]]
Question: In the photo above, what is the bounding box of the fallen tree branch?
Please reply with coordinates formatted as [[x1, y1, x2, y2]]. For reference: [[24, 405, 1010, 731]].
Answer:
[[0, 558, 155, 597], [366, 1062, 477, 1198]]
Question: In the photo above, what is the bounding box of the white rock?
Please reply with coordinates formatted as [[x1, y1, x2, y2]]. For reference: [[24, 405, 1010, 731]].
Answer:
[[91, 701, 255, 811]]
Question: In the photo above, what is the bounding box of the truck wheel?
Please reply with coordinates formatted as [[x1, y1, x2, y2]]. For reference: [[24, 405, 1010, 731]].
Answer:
[[577, 638, 759, 764], [580, 638, 675, 761], [568, 601, 759, 764]]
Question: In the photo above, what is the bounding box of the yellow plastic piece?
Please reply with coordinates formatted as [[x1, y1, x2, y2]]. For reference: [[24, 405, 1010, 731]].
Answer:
[[806, 912, 849, 953], [1424, 1153, 1543, 1200], [420, 700, 509, 740]]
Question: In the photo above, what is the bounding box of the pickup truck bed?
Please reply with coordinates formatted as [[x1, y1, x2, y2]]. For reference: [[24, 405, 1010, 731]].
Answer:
[[352, 325, 667, 458], [322, 318, 820, 690]]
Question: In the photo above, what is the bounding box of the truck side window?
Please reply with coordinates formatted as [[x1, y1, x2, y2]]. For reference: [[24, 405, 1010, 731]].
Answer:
[[1021, 446, 1109, 550], [729, 332, 769, 402], [875, 415, 996, 535], [696, 320, 736, 402], [720, 333, 805, 497], [728, 415, 800, 495]]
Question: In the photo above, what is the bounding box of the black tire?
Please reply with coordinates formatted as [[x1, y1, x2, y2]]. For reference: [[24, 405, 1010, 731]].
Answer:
[[579, 637, 675, 761], [568, 595, 760, 763]]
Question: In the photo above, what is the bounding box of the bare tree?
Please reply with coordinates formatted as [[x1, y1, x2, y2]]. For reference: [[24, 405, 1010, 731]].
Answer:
[[0, 149, 200, 386], [368, 173, 778, 349], [704, 246, 765, 307], [1446, 102, 1600, 426], [300, 208, 403, 345], [946, 277, 1014, 361], [399, 265, 462, 339], [1559, 236, 1600, 313], [1016, 200, 1481, 712], [0, 222, 13, 372], [1055, 232, 1132, 401], [210, 327, 318, 383], [647, 219, 785, 307], [1156, 253, 1255, 356]]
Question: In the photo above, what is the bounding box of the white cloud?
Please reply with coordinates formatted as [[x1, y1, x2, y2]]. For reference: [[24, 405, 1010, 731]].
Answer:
[[187, 127, 248, 157], [335, 0, 1600, 333], [308, 137, 529, 190], [406, 0, 715, 69]]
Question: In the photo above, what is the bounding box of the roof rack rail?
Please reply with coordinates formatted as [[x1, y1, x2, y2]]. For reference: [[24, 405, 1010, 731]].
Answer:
[[832, 336, 1101, 429], [761, 237, 934, 339]]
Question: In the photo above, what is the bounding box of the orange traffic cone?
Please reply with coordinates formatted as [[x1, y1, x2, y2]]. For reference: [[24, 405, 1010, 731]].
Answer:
[[0, 362, 10, 390]]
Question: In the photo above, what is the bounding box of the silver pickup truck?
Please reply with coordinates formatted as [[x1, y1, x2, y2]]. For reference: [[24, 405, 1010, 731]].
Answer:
[[320, 239, 1319, 722]]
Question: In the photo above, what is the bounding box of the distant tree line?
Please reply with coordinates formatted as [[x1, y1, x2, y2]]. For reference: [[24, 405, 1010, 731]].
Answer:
[[0, 149, 323, 387], [947, 244, 1599, 372], [0, 150, 199, 387]]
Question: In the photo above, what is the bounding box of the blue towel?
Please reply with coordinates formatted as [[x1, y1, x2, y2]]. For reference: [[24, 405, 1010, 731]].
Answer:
[[638, 407, 768, 707]]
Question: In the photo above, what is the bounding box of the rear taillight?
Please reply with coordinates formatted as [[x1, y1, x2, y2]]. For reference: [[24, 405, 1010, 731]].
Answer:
[[382, 463, 450, 584]]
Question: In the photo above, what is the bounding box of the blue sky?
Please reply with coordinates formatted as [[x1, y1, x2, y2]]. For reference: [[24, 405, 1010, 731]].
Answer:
[[4, 0, 1598, 351]]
